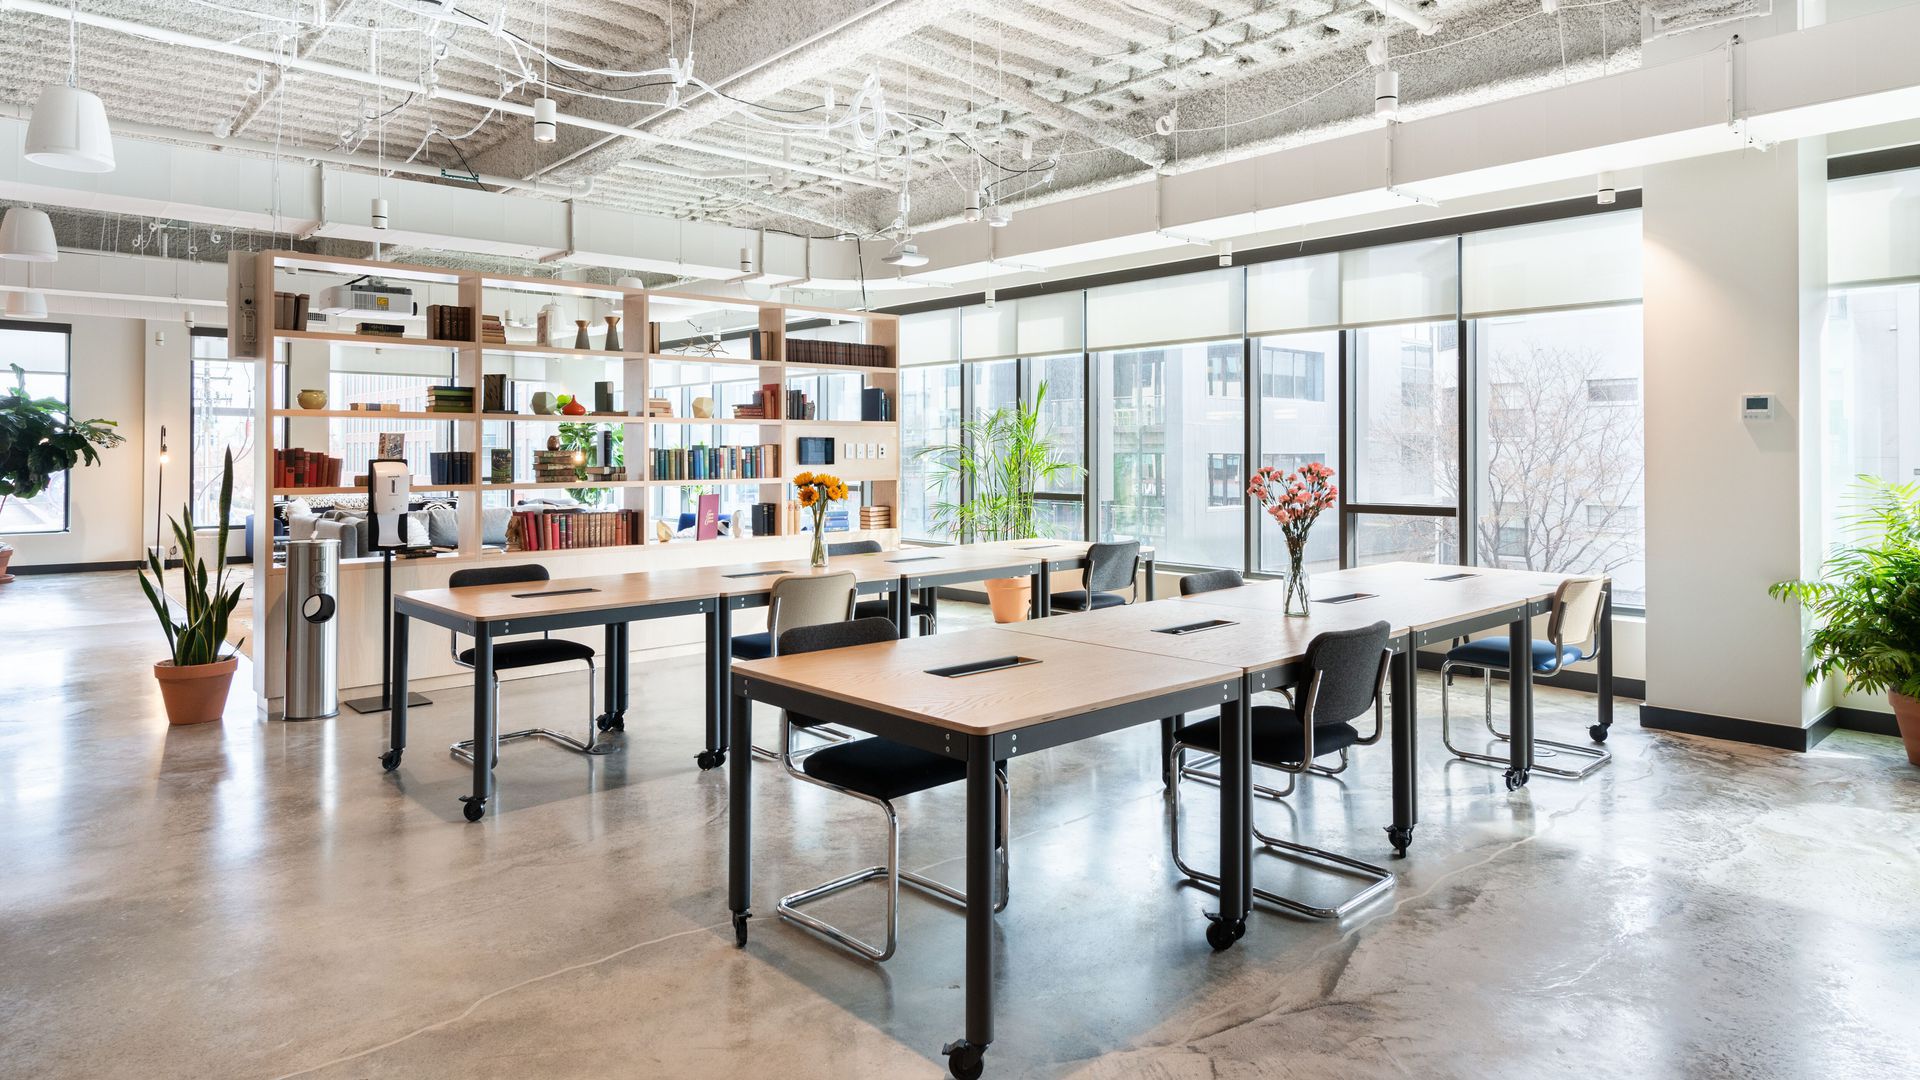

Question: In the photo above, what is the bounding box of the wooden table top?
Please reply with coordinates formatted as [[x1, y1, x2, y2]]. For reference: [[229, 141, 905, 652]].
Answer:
[[997, 593, 1405, 674], [842, 544, 1044, 578], [962, 538, 1158, 563], [396, 569, 728, 623], [731, 625, 1240, 736]]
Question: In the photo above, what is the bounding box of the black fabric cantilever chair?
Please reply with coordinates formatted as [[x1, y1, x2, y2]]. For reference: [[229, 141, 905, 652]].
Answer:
[[446, 564, 609, 764], [1179, 568, 1244, 596], [775, 617, 1007, 962], [1050, 540, 1140, 612], [1169, 620, 1396, 920], [829, 539, 937, 634], [1170, 568, 1299, 790], [732, 572, 858, 759]]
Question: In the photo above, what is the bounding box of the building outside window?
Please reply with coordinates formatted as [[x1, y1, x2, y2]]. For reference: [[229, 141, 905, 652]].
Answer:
[[1586, 377, 1639, 404], [899, 363, 961, 541], [1205, 343, 1242, 398], [1207, 453, 1242, 507], [189, 329, 257, 525], [0, 320, 71, 533]]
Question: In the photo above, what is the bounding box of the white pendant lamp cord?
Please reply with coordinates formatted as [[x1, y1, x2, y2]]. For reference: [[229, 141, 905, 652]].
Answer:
[[66, 0, 78, 88]]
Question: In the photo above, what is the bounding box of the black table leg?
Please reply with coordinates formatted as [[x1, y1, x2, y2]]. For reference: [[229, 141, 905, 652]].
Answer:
[[1144, 555, 1156, 601], [1206, 689, 1249, 951], [893, 576, 911, 639], [381, 613, 409, 772], [598, 623, 623, 734], [922, 587, 939, 635], [728, 681, 753, 947], [1031, 562, 1049, 619], [1386, 635, 1416, 855], [699, 602, 729, 770], [943, 734, 996, 1080], [1593, 585, 1614, 744], [1160, 715, 1179, 787], [617, 621, 630, 720], [459, 625, 494, 822], [1506, 614, 1532, 791]]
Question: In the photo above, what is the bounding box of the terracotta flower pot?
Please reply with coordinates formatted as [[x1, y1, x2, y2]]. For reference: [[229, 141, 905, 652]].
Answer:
[[983, 577, 1031, 623], [153, 656, 238, 726], [0, 545, 14, 584], [1889, 691, 1920, 767]]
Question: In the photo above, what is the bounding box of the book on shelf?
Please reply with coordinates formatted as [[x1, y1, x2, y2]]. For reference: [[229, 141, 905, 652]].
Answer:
[[377, 432, 405, 460], [531, 449, 579, 484], [273, 447, 342, 488], [858, 505, 892, 529], [427, 304, 473, 341], [347, 402, 400, 412], [763, 382, 782, 419], [480, 314, 508, 344], [644, 322, 662, 352], [355, 322, 407, 337], [752, 502, 777, 537], [426, 385, 475, 413], [481, 373, 511, 413], [784, 388, 815, 420], [508, 508, 644, 552], [786, 339, 889, 368], [823, 509, 851, 533], [747, 329, 781, 362], [648, 444, 779, 481], [860, 387, 893, 422], [427, 451, 474, 485], [490, 448, 513, 484], [645, 397, 673, 417], [272, 291, 311, 331]]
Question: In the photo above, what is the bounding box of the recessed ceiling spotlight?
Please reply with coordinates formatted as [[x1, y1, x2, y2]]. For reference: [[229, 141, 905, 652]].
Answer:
[[1596, 172, 1617, 205], [984, 288, 996, 309], [1216, 239, 1234, 268]]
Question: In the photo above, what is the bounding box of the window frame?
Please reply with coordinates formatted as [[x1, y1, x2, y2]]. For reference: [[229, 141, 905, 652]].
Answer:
[[0, 318, 76, 536]]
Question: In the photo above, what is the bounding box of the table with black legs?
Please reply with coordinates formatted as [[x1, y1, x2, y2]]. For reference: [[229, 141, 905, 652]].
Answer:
[[729, 627, 1243, 1080]]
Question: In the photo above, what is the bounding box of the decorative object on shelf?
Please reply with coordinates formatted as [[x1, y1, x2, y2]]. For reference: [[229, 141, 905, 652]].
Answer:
[[490, 448, 513, 484], [1248, 461, 1337, 617], [0, 362, 123, 582], [1771, 477, 1920, 766], [696, 493, 721, 540], [574, 319, 591, 350], [656, 519, 673, 543], [482, 373, 510, 413], [919, 382, 1081, 623], [604, 314, 622, 351], [793, 472, 847, 569], [560, 394, 588, 417], [377, 432, 405, 461], [529, 391, 558, 415], [137, 449, 242, 726], [546, 434, 562, 451], [296, 388, 328, 410], [594, 380, 615, 414], [691, 396, 716, 419]]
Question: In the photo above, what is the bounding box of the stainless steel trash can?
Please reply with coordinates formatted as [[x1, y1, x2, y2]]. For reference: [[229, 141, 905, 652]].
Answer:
[[284, 538, 340, 720]]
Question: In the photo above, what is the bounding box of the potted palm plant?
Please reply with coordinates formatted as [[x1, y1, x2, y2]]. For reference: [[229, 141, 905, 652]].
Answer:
[[0, 363, 123, 581], [1770, 476, 1920, 766], [138, 449, 245, 726], [919, 383, 1082, 622]]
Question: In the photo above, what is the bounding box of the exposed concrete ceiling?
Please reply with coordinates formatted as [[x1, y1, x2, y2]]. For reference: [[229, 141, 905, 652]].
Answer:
[[0, 0, 1759, 252]]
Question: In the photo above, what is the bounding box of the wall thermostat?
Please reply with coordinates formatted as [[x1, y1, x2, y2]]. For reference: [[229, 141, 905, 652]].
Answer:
[[1742, 394, 1775, 420]]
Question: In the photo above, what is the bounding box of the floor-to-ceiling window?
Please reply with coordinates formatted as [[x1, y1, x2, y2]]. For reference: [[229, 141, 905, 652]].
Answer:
[[0, 319, 72, 534], [188, 328, 257, 525]]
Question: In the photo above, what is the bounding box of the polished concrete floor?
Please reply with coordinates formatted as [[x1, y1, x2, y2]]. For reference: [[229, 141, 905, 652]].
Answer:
[[3, 572, 1918, 1079]]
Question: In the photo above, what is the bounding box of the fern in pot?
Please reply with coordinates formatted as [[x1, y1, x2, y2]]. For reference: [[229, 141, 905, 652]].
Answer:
[[918, 383, 1081, 622], [138, 449, 245, 726], [1770, 477, 1920, 766]]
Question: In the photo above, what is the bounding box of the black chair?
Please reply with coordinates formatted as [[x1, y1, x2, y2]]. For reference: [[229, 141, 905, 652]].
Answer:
[[1050, 540, 1140, 612], [775, 617, 1008, 962], [731, 572, 858, 759], [1169, 620, 1395, 920], [829, 539, 937, 634], [1179, 568, 1244, 596], [446, 564, 608, 764]]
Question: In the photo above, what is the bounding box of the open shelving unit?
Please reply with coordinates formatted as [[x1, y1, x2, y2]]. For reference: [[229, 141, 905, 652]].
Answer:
[[253, 251, 900, 567]]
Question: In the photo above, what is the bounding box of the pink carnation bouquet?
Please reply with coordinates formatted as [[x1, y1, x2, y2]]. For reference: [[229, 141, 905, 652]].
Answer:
[[1246, 461, 1337, 613]]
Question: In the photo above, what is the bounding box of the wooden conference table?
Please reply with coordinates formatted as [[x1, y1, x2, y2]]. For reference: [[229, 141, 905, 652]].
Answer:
[[382, 541, 1155, 821], [728, 561, 1610, 1078]]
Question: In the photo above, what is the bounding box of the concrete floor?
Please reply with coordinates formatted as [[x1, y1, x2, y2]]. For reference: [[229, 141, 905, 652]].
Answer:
[[3, 571, 1918, 1079]]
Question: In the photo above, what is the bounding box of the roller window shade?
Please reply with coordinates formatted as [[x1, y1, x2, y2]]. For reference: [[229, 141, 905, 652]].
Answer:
[[900, 309, 957, 365], [1829, 169, 1920, 287], [1247, 253, 1340, 335], [1339, 237, 1457, 326], [1086, 267, 1243, 350], [1462, 210, 1642, 317], [960, 303, 1016, 361], [958, 293, 1086, 361]]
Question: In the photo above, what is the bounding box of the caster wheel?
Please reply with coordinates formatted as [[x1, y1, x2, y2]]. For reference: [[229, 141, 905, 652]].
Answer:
[[1204, 915, 1244, 952], [1385, 824, 1413, 855], [611, 714, 626, 732], [731, 911, 750, 947], [1589, 723, 1609, 744], [596, 713, 616, 733], [1504, 768, 1521, 792], [696, 749, 726, 771], [380, 748, 402, 772], [942, 1040, 985, 1080], [461, 797, 487, 822]]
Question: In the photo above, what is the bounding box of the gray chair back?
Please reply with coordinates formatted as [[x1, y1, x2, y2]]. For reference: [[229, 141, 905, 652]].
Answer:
[[1547, 576, 1607, 655], [1180, 569, 1244, 596], [767, 572, 858, 655], [779, 616, 897, 656], [1085, 540, 1141, 595], [1300, 620, 1393, 728], [829, 539, 883, 557]]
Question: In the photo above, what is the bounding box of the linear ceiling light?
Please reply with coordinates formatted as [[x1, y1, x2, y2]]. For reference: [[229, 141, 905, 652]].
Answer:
[[0, 208, 60, 262]]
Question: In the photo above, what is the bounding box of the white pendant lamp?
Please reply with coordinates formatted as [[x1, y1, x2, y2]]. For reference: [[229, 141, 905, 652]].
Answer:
[[0, 208, 59, 262], [5, 291, 50, 320], [24, 83, 116, 173]]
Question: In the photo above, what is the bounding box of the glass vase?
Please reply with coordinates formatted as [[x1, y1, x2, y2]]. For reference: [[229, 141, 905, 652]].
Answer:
[[1283, 544, 1310, 617], [810, 520, 828, 568]]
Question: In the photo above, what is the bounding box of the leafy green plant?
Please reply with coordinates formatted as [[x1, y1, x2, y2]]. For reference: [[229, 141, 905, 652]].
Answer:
[[557, 420, 622, 506], [917, 382, 1081, 542], [0, 362, 124, 531], [137, 449, 244, 666], [1770, 476, 1920, 698]]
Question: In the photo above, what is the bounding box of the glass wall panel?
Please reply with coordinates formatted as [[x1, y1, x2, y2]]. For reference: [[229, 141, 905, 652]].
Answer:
[[900, 363, 961, 541], [1822, 284, 1920, 554], [1255, 331, 1341, 575], [0, 322, 70, 533], [1472, 305, 1646, 608], [1094, 340, 1244, 567], [1352, 513, 1459, 566], [1352, 322, 1459, 506], [188, 331, 257, 525]]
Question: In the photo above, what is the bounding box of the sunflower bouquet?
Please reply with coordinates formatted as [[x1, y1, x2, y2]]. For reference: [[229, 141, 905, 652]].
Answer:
[[794, 471, 847, 567]]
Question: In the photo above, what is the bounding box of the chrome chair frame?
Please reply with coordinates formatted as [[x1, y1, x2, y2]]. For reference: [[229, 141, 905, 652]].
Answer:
[[746, 574, 860, 761], [1168, 645, 1395, 920], [445, 570, 606, 764], [1440, 578, 1611, 780], [774, 705, 1008, 963]]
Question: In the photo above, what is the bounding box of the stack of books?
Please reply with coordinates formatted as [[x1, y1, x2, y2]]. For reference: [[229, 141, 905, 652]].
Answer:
[[861, 388, 893, 421], [859, 505, 892, 530], [427, 304, 473, 341], [510, 508, 644, 551], [273, 448, 341, 488], [426, 385, 475, 414], [645, 397, 674, 417], [747, 329, 781, 361], [272, 292, 310, 331], [733, 381, 786, 420], [650, 444, 779, 481], [784, 387, 815, 420], [533, 449, 579, 485], [580, 465, 628, 483], [787, 339, 889, 368], [427, 452, 474, 485], [348, 402, 401, 413], [355, 322, 406, 337], [480, 314, 508, 344]]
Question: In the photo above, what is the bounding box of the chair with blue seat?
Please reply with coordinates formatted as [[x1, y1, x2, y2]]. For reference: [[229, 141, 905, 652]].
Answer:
[[1050, 540, 1141, 613], [445, 564, 610, 764], [1169, 620, 1396, 920], [829, 539, 937, 634], [1440, 575, 1611, 780], [773, 617, 1008, 962], [732, 572, 857, 758]]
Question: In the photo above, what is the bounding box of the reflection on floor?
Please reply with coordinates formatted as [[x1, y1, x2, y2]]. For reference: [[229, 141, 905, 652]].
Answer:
[[2, 571, 1917, 1079]]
